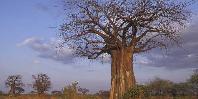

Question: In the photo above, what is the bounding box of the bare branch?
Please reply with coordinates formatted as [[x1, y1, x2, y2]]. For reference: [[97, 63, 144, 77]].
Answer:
[[61, 0, 193, 58]]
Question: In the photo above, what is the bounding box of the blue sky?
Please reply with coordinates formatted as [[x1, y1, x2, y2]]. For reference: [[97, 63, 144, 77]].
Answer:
[[0, 0, 198, 93]]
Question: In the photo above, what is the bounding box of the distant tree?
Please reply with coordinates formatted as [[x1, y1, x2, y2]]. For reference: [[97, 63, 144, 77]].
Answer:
[[187, 69, 198, 95], [171, 83, 191, 96], [63, 81, 79, 93], [78, 87, 89, 95], [188, 69, 198, 84], [60, 0, 194, 98], [62, 81, 79, 99], [147, 78, 173, 96], [5, 75, 24, 95], [32, 73, 51, 94]]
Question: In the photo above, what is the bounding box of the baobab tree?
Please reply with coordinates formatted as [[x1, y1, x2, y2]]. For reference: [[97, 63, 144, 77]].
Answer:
[[32, 73, 51, 94], [5, 75, 24, 95], [60, 0, 194, 98]]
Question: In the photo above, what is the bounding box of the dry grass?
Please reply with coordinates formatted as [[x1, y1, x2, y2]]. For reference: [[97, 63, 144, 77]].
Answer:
[[145, 96, 198, 99], [0, 95, 197, 99], [0, 94, 103, 99]]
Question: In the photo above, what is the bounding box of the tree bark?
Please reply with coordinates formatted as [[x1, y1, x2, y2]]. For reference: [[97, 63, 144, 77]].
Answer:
[[10, 85, 15, 95], [109, 47, 136, 99]]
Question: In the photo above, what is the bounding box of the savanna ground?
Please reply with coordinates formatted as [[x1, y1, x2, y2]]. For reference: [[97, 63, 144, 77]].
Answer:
[[0, 95, 198, 99]]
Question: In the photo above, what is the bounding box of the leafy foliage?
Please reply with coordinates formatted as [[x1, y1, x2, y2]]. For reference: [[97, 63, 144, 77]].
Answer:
[[187, 69, 198, 96], [147, 78, 173, 96], [171, 83, 191, 96], [32, 73, 51, 94], [188, 69, 198, 84], [122, 85, 146, 99]]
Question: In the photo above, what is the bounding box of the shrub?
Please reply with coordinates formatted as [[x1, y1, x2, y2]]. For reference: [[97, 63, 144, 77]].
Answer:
[[62, 81, 79, 99], [122, 85, 145, 99]]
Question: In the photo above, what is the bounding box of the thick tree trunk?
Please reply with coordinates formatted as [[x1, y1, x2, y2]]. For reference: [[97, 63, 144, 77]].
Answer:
[[109, 47, 136, 99], [9, 86, 15, 95]]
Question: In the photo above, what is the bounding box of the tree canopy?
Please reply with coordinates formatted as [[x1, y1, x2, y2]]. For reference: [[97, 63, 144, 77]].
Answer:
[[5, 75, 24, 95], [32, 73, 51, 94], [61, 0, 192, 59]]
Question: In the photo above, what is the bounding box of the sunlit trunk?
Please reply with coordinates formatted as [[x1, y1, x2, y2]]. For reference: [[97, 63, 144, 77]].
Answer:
[[10, 85, 15, 95], [109, 47, 136, 99]]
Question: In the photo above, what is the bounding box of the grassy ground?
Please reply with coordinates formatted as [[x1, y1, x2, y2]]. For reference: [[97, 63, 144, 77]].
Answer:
[[0, 94, 105, 99], [0, 95, 197, 99], [143, 96, 197, 99]]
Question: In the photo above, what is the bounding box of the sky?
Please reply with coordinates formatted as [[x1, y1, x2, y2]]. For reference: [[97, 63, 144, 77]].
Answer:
[[0, 0, 198, 93]]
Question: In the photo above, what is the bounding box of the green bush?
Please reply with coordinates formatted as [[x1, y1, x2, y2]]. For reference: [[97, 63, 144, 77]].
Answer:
[[122, 85, 146, 99]]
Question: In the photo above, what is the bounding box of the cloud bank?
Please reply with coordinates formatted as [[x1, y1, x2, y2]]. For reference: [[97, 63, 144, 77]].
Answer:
[[135, 18, 198, 69], [18, 37, 75, 64]]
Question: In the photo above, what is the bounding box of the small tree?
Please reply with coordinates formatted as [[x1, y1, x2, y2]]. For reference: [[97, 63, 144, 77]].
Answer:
[[62, 81, 79, 99], [187, 69, 198, 96], [78, 87, 89, 95], [171, 82, 190, 96], [5, 75, 24, 95], [147, 78, 173, 96], [188, 69, 198, 84], [32, 73, 51, 94], [122, 85, 145, 99]]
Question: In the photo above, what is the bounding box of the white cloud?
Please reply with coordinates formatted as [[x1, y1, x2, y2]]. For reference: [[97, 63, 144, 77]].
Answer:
[[18, 37, 75, 64], [33, 60, 41, 64]]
